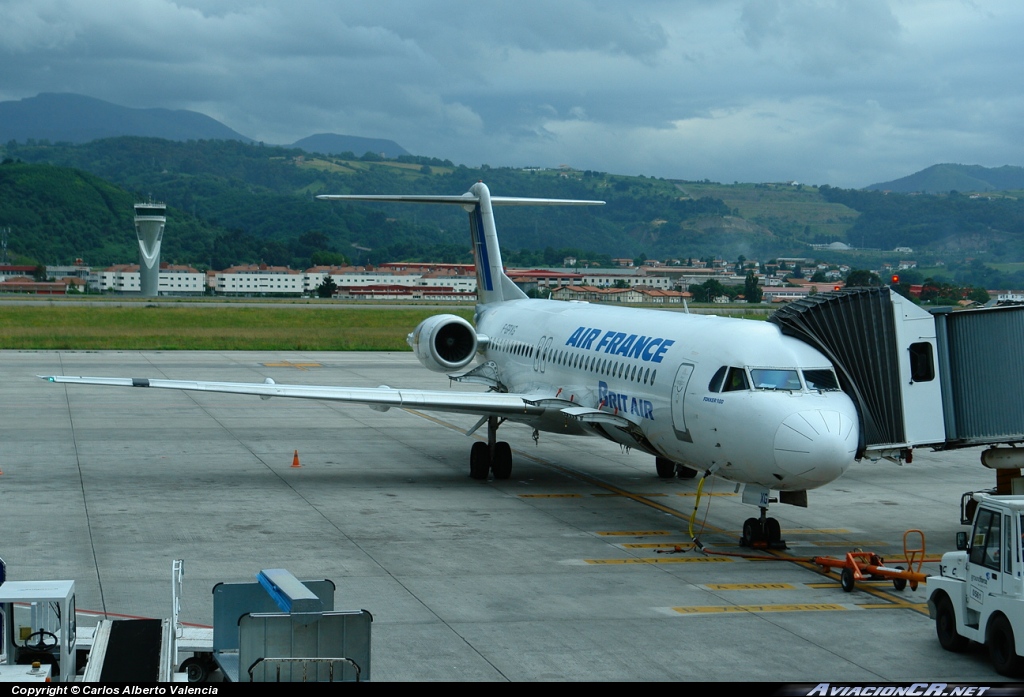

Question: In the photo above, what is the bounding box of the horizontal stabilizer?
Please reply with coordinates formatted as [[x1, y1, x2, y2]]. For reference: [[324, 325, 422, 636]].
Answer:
[[317, 194, 604, 207], [319, 182, 602, 305]]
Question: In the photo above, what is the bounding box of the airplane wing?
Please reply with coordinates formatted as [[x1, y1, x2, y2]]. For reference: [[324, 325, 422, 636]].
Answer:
[[39, 374, 546, 419]]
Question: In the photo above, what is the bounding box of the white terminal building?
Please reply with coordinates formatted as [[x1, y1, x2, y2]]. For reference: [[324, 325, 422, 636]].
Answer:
[[92, 264, 205, 295]]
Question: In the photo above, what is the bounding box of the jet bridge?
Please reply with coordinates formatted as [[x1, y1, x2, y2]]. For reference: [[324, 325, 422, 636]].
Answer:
[[768, 288, 1024, 463]]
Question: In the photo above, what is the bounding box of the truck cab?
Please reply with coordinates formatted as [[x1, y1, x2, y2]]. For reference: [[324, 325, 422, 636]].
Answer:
[[0, 577, 78, 682], [928, 494, 1024, 676]]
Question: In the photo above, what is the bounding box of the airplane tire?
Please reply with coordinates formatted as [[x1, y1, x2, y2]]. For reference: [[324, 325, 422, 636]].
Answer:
[[469, 442, 489, 480], [933, 593, 968, 653], [492, 442, 513, 480], [676, 465, 698, 479], [893, 567, 907, 591], [655, 457, 675, 478], [988, 614, 1024, 677], [765, 518, 781, 544], [742, 518, 761, 545]]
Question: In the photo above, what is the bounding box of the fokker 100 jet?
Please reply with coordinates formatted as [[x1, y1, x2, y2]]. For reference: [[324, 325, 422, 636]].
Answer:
[[43, 182, 860, 546]]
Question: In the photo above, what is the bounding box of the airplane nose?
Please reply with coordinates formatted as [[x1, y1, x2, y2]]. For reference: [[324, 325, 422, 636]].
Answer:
[[774, 409, 858, 483]]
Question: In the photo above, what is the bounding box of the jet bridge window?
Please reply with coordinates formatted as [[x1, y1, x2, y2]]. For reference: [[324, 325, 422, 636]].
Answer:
[[909, 342, 935, 382], [750, 369, 801, 391]]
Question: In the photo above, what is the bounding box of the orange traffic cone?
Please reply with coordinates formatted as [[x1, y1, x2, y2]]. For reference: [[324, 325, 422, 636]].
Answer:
[[291, 450, 301, 468]]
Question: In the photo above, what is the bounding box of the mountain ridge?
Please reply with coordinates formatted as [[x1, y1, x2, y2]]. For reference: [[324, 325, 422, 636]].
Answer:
[[866, 163, 1024, 194], [0, 92, 408, 160]]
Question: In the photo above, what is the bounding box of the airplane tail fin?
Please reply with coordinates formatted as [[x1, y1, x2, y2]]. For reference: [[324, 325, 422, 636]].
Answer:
[[318, 182, 603, 305]]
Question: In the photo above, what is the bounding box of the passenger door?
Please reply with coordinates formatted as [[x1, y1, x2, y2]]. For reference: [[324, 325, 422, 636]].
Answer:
[[671, 363, 694, 443]]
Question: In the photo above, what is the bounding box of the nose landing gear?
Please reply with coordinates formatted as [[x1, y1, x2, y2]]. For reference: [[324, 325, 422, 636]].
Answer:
[[740, 509, 785, 549]]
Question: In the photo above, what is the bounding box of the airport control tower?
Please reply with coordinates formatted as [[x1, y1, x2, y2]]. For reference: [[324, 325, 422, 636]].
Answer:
[[134, 201, 166, 296]]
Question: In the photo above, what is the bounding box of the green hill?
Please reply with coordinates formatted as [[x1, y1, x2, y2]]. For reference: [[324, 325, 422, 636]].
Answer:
[[867, 164, 1024, 194], [5, 138, 1024, 270], [0, 161, 222, 266]]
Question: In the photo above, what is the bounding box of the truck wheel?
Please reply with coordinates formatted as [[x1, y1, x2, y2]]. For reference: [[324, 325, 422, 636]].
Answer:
[[934, 593, 968, 652], [988, 614, 1024, 676], [840, 567, 855, 592], [179, 656, 208, 682]]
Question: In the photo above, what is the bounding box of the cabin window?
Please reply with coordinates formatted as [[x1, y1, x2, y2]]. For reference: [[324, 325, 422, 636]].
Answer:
[[750, 369, 801, 391], [709, 366, 727, 392], [722, 367, 749, 392], [651, 370, 656, 385], [804, 369, 840, 391]]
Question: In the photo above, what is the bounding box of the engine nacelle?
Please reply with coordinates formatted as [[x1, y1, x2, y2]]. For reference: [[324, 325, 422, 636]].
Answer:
[[407, 314, 479, 373]]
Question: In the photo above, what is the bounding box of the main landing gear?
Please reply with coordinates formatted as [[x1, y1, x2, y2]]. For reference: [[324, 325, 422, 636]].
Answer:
[[740, 508, 785, 549], [655, 456, 698, 479], [470, 416, 513, 480]]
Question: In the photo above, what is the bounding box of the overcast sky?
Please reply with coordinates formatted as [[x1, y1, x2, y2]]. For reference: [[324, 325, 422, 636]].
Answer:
[[1, 0, 1021, 188]]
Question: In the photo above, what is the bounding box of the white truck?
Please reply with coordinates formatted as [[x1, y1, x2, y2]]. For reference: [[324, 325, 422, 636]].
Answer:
[[928, 493, 1024, 676]]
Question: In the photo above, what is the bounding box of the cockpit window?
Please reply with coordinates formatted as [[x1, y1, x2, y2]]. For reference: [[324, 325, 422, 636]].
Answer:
[[750, 369, 802, 391], [709, 366, 727, 393], [804, 369, 841, 391], [722, 367, 749, 392]]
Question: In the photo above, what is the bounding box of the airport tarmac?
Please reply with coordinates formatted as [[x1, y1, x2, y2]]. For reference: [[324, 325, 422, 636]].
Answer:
[[0, 349, 1009, 682]]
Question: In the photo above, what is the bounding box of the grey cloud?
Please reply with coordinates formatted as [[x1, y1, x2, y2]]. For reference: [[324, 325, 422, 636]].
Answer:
[[740, 0, 902, 75], [0, 0, 1020, 188]]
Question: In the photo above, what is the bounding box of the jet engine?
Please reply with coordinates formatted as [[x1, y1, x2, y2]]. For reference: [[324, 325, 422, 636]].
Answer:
[[407, 314, 479, 373]]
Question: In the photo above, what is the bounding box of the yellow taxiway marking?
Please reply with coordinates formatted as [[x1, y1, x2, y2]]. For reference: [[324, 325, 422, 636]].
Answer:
[[596, 530, 674, 537], [621, 543, 695, 549], [595, 492, 668, 497], [262, 361, 322, 370], [407, 408, 731, 529], [859, 603, 929, 611], [586, 556, 733, 565], [704, 583, 797, 591], [404, 408, 931, 615], [804, 540, 887, 547], [673, 603, 847, 615], [675, 492, 737, 497], [518, 493, 583, 499]]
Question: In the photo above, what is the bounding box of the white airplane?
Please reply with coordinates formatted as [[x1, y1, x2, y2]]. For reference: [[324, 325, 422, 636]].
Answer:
[[42, 182, 860, 547]]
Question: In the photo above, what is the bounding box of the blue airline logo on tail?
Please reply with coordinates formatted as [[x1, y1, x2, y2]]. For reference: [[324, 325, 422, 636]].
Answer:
[[565, 326, 674, 363]]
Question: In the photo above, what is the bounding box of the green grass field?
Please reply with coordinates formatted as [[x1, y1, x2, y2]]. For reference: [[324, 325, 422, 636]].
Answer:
[[0, 302, 767, 350], [0, 305, 475, 351]]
